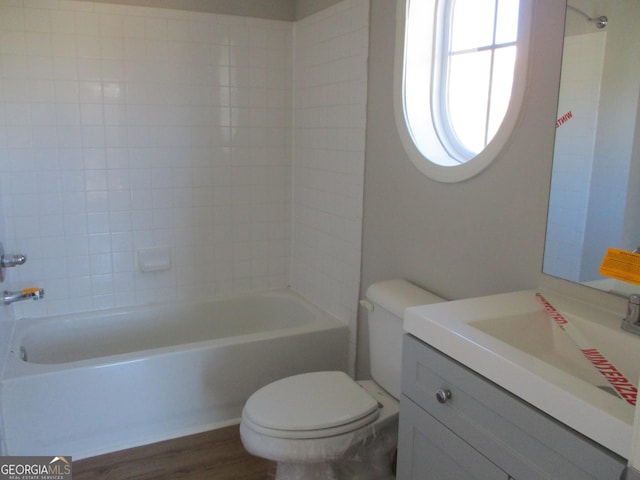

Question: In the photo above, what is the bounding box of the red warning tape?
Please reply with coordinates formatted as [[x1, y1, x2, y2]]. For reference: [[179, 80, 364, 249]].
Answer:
[[555, 110, 573, 128], [536, 293, 637, 406]]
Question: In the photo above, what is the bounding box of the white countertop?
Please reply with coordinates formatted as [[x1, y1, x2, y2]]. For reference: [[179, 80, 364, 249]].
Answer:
[[404, 289, 640, 458]]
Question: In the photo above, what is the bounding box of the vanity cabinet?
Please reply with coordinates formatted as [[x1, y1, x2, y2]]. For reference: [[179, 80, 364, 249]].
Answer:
[[398, 334, 626, 480]]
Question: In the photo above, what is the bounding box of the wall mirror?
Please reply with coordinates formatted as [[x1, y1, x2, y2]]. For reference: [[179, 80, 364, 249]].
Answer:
[[543, 0, 640, 296]]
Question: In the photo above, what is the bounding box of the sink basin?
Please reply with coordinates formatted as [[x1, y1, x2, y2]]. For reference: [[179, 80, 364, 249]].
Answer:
[[404, 289, 640, 458], [470, 309, 640, 397]]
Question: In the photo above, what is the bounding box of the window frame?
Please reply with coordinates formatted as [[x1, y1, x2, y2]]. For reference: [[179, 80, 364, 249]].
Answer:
[[394, 0, 533, 183]]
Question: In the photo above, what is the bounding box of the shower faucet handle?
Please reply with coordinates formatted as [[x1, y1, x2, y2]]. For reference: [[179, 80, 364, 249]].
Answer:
[[0, 242, 28, 283], [1, 253, 26, 268]]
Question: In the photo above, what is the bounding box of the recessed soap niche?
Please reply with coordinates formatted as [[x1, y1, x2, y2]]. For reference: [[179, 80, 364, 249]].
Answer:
[[137, 247, 172, 273]]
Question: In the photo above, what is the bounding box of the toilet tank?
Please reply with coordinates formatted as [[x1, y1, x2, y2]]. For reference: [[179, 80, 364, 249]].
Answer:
[[365, 279, 444, 399]]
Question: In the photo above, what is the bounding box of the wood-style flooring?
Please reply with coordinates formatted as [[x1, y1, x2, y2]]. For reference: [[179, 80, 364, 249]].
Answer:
[[72, 425, 276, 480]]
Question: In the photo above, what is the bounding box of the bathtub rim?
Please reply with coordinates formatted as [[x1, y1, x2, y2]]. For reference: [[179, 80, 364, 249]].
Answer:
[[3, 287, 346, 379]]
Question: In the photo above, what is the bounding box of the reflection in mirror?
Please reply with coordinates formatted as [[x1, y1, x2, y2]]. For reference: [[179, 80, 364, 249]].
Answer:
[[543, 1, 640, 296]]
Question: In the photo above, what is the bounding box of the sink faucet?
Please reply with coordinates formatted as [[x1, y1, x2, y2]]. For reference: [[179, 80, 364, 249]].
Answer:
[[3, 288, 44, 305], [621, 294, 640, 335]]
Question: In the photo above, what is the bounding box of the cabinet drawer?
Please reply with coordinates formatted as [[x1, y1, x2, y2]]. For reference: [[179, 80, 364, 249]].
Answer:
[[401, 334, 624, 480]]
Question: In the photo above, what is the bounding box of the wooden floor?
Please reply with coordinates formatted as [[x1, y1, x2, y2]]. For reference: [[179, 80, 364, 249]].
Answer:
[[72, 425, 276, 480]]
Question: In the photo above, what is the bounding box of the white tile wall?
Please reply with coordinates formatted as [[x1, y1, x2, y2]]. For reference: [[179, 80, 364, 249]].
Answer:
[[0, 0, 370, 351], [544, 32, 606, 282], [0, 0, 294, 316], [291, 0, 369, 362]]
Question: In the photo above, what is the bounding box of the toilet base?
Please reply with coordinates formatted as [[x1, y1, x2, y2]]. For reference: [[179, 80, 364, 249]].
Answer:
[[270, 420, 398, 480], [274, 461, 395, 480], [274, 462, 334, 480]]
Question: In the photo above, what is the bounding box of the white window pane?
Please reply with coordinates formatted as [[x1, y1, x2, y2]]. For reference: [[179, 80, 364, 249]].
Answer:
[[495, 0, 519, 44], [450, 0, 496, 52], [398, 0, 529, 179], [448, 51, 491, 153], [488, 46, 516, 140]]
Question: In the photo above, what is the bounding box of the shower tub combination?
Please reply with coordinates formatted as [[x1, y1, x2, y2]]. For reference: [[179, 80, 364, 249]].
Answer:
[[1, 289, 348, 459]]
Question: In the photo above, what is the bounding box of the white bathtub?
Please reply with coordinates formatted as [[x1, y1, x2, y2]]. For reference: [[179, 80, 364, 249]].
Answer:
[[1, 289, 348, 459]]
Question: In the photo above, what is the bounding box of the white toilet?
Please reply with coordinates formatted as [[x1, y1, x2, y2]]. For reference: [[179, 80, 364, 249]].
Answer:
[[240, 279, 444, 479]]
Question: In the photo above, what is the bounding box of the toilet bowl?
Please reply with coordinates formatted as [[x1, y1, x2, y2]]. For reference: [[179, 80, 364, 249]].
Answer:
[[241, 372, 399, 479], [240, 279, 444, 479]]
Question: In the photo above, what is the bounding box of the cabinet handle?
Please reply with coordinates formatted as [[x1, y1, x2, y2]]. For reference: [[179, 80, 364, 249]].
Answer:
[[435, 388, 452, 404]]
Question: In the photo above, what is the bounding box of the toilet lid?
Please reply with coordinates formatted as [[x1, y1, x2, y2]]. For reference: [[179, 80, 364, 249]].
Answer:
[[244, 371, 379, 432]]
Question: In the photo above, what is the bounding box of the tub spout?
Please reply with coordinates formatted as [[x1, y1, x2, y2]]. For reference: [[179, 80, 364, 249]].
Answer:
[[3, 288, 44, 305]]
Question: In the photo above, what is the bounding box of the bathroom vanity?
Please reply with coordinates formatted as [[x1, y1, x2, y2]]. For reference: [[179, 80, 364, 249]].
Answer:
[[397, 334, 625, 479], [397, 289, 640, 479]]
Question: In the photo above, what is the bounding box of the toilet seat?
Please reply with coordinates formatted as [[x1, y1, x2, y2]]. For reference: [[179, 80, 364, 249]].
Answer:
[[242, 371, 380, 439]]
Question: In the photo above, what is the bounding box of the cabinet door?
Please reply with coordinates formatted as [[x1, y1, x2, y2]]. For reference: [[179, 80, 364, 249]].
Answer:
[[402, 335, 625, 480], [397, 395, 509, 480]]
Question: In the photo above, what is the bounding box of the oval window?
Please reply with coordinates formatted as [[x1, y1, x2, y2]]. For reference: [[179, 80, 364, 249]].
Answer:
[[394, 0, 532, 182]]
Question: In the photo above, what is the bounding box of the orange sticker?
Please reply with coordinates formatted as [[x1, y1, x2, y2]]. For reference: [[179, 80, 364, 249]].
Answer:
[[599, 248, 640, 285]]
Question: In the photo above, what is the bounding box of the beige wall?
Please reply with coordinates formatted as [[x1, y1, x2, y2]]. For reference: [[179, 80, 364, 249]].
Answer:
[[80, 0, 341, 20], [295, 0, 343, 19], [81, 0, 296, 20], [358, 0, 567, 376]]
